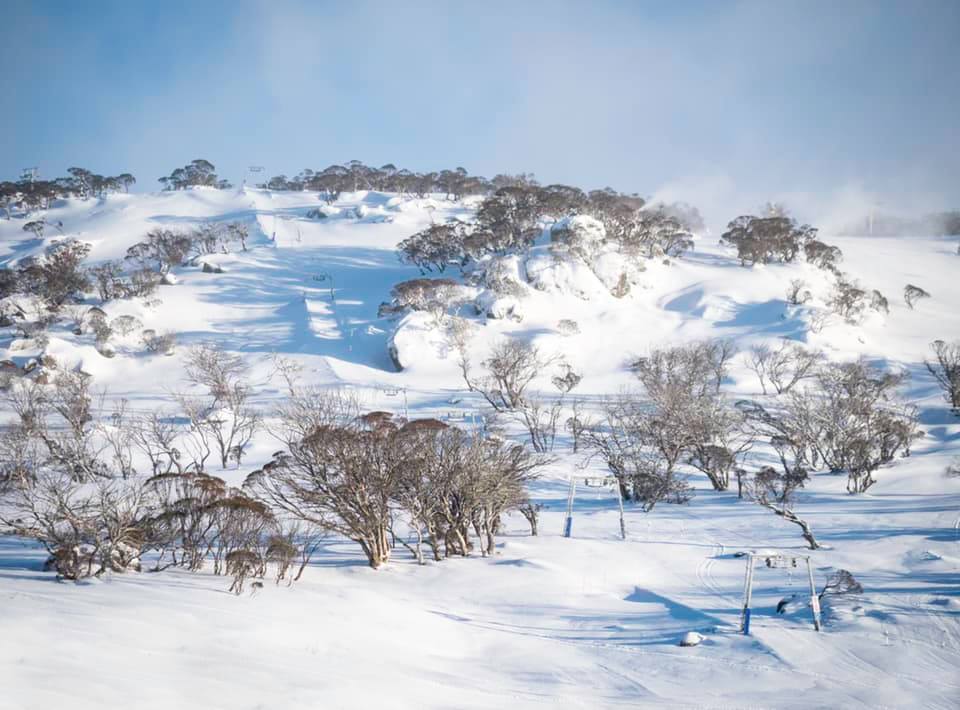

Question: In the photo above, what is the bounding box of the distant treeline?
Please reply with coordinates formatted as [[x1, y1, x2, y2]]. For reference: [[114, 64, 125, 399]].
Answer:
[[255, 161, 545, 202], [1, 168, 136, 213]]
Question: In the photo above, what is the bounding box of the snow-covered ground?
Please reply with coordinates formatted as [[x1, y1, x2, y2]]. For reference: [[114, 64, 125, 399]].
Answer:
[[1, 187, 958, 709]]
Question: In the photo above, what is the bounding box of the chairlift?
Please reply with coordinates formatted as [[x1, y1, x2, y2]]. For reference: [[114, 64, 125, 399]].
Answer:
[[740, 552, 820, 635], [563, 475, 626, 541], [583, 476, 615, 488]]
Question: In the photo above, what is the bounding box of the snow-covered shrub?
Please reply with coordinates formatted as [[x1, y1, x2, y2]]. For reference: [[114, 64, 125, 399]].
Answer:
[[745, 359, 922, 494], [828, 275, 868, 323], [125, 229, 191, 275], [721, 214, 817, 266], [226, 550, 262, 595], [869, 289, 889, 314], [557, 319, 580, 335], [786, 279, 812, 305], [90, 260, 126, 301], [17, 239, 91, 308], [819, 569, 863, 601], [248, 391, 546, 567], [180, 344, 260, 468], [803, 239, 843, 272], [747, 465, 820, 549], [610, 272, 630, 298], [475, 292, 523, 320], [904, 283, 931, 309], [380, 278, 469, 319], [550, 215, 606, 260], [582, 392, 694, 510], [631, 339, 736, 399], [524, 252, 606, 300], [398, 221, 472, 273], [142, 329, 176, 355], [127, 268, 161, 298], [110, 314, 143, 337], [480, 255, 526, 298], [623, 208, 694, 259], [926, 340, 960, 411], [745, 341, 823, 395]]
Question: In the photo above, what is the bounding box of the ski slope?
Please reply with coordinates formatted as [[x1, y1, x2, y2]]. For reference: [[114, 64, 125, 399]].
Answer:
[[1, 187, 958, 709]]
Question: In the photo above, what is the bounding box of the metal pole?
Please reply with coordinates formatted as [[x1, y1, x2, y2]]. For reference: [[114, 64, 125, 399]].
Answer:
[[615, 480, 626, 540], [741, 554, 756, 635], [806, 557, 821, 631], [563, 477, 576, 538]]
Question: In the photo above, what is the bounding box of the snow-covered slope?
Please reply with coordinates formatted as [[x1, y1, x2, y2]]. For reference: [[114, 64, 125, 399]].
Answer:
[[1, 187, 958, 709]]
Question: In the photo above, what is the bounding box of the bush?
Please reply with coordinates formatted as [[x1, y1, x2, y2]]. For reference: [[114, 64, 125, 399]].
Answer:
[[17, 240, 91, 307], [398, 222, 473, 273], [745, 359, 922, 494], [721, 214, 817, 266], [126, 229, 191, 275], [904, 283, 931, 309], [247, 390, 545, 567], [926, 340, 960, 411], [803, 239, 843, 271], [142, 330, 176, 355], [381, 278, 465, 317], [828, 275, 868, 323], [110, 314, 143, 337], [786, 279, 811, 305], [159, 159, 230, 191], [745, 341, 823, 395]]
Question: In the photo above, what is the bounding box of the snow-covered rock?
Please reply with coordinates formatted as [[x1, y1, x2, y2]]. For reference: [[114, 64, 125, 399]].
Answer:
[[475, 291, 523, 320], [524, 251, 606, 300], [679, 631, 704, 647]]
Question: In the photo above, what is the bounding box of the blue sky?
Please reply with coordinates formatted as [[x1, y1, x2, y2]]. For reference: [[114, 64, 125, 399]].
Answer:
[[3, 0, 958, 221]]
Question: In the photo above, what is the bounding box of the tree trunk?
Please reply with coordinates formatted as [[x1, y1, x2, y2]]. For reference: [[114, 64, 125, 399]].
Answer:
[[773, 507, 821, 550]]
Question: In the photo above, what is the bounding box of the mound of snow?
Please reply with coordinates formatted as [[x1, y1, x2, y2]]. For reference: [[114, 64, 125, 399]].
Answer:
[[591, 250, 645, 293], [550, 214, 606, 252], [388, 311, 451, 371], [524, 252, 606, 300], [474, 291, 524, 320]]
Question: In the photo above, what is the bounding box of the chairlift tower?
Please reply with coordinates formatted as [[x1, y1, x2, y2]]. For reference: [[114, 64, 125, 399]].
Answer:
[[245, 165, 264, 188], [22, 167, 39, 184], [739, 552, 821, 635], [562, 475, 626, 540], [312, 271, 335, 302], [381, 385, 408, 419]]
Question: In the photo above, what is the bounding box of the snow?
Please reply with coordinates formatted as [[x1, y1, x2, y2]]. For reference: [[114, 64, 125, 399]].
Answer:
[[1, 187, 959, 708]]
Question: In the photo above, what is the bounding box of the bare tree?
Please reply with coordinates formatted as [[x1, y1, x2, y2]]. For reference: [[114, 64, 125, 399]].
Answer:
[[685, 399, 753, 491], [181, 345, 259, 468], [818, 569, 862, 601], [461, 337, 571, 452], [786, 279, 811, 305], [746, 341, 823, 395], [461, 338, 552, 412], [246, 390, 398, 568], [748, 466, 820, 550], [903, 284, 931, 310], [926, 340, 960, 411], [743, 360, 922, 494], [583, 393, 693, 510]]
